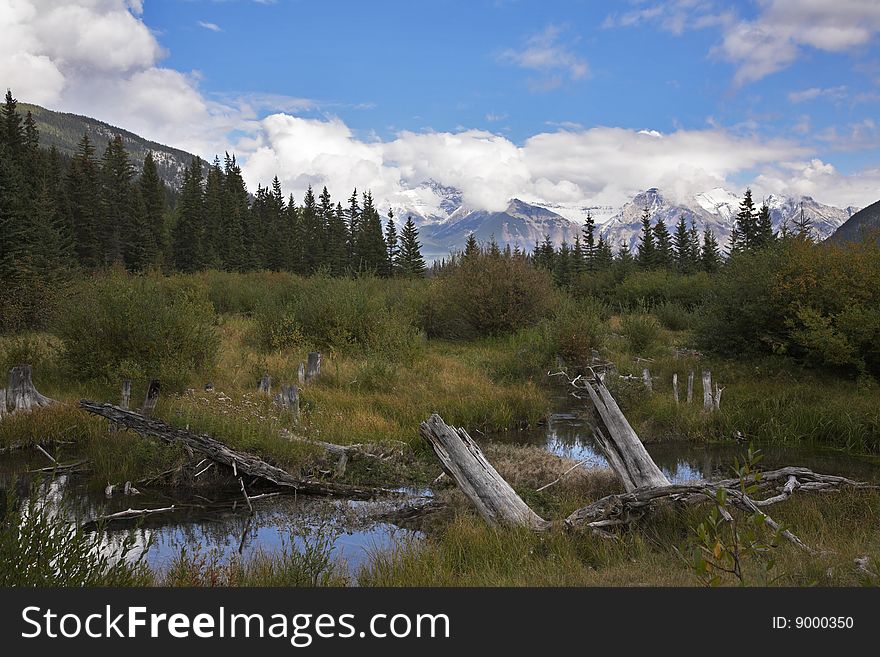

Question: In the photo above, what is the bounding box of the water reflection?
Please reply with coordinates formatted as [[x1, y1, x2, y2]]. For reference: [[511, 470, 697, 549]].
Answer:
[[491, 387, 880, 484]]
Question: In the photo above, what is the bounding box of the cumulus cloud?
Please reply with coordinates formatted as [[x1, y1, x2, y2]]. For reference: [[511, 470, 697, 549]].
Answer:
[[754, 158, 880, 209], [498, 25, 588, 91], [239, 114, 820, 216]]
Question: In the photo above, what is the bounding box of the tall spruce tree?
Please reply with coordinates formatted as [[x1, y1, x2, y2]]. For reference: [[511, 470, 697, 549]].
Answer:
[[355, 191, 386, 273], [66, 134, 101, 267], [653, 218, 673, 269], [732, 188, 758, 253], [755, 201, 774, 249], [384, 210, 399, 277], [140, 151, 167, 267], [171, 156, 205, 272], [636, 206, 656, 269], [582, 211, 597, 271], [396, 216, 426, 277], [701, 228, 721, 272]]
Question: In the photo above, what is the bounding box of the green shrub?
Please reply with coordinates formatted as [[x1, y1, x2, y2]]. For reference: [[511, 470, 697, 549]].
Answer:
[[0, 489, 152, 586], [612, 270, 713, 310], [621, 313, 663, 354], [654, 301, 694, 331], [55, 272, 218, 389], [546, 301, 607, 365], [253, 275, 423, 361], [422, 253, 558, 339]]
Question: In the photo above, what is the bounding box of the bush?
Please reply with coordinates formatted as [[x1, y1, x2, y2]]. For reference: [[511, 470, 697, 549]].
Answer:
[[253, 275, 423, 361], [55, 272, 218, 389], [621, 313, 663, 354], [612, 270, 713, 310], [654, 301, 694, 331], [422, 253, 558, 339], [0, 489, 152, 586], [697, 238, 880, 375], [546, 301, 606, 365]]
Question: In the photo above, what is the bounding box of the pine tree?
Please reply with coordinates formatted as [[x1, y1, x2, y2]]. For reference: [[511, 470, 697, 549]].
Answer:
[[596, 235, 614, 270], [636, 206, 656, 269], [733, 188, 758, 252], [355, 191, 386, 273], [701, 228, 721, 272], [673, 216, 692, 273], [172, 156, 205, 272], [571, 235, 586, 276], [66, 134, 101, 267], [553, 241, 571, 286], [397, 216, 426, 277], [582, 211, 597, 271], [1, 90, 23, 160], [653, 218, 673, 269], [616, 240, 635, 277], [463, 233, 479, 259], [754, 202, 774, 249], [793, 203, 814, 241], [140, 151, 167, 268], [300, 185, 323, 273], [384, 211, 399, 277], [100, 134, 146, 268], [346, 188, 361, 265], [201, 157, 224, 268], [222, 154, 251, 271], [325, 202, 349, 276]]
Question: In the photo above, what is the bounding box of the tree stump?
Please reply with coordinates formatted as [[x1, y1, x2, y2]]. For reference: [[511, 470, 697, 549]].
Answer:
[[306, 352, 321, 381], [702, 370, 713, 410], [0, 389, 7, 419], [141, 379, 160, 417], [687, 370, 694, 404], [672, 373, 679, 403], [121, 379, 131, 410], [258, 372, 271, 396], [297, 362, 305, 385], [642, 368, 653, 392], [8, 365, 55, 412], [275, 384, 300, 423]]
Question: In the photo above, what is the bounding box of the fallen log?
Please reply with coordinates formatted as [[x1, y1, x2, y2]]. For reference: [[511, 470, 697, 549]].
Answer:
[[79, 400, 400, 500], [421, 413, 871, 549]]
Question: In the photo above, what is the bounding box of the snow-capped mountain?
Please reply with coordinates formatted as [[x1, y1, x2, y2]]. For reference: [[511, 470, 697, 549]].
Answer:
[[599, 188, 858, 252], [392, 183, 858, 260], [417, 198, 581, 260]]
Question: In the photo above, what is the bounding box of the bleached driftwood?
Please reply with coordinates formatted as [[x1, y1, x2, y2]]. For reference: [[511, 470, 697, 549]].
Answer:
[[419, 413, 549, 529]]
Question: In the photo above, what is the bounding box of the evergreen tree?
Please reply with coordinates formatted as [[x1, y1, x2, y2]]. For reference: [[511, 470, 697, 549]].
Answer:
[[137, 151, 167, 268], [616, 240, 635, 277], [396, 216, 426, 277], [553, 240, 571, 286], [222, 154, 251, 271], [701, 228, 721, 272], [201, 157, 224, 268], [66, 134, 101, 267], [793, 203, 814, 241], [100, 134, 150, 269], [732, 188, 758, 252], [582, 211, 597, 271], [384, 210, 399, 277], [346, 188, 361, 265], [463, 233, 479, 259], [672, 216, 692, 273], [596, 235, 614, 270], [354, 191, 386, 273], [171, 156, 205, 272], [636, 206, 656, 269], [300, 185, 323, 273], [571, 235, 586, 276], [653, 218, 673, 269], [755, 202, 774, 249], [325, 202, 349, 276]]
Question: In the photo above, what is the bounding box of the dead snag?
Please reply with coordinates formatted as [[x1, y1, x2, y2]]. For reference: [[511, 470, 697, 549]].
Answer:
[[8, 365, 55, 412], [274, 384, 300, 423], [702, 370, 713, 410], [419, 413, 549, 529], [79, 400, 395, 500], [141, 379, 160, 417], [687, 370, 694, 404], [121, 379, 131, 410], [306, 352, 321, 381], [258, 372, 271, 396], [297, 362, 305, 384], [672, 373, 679, 404]]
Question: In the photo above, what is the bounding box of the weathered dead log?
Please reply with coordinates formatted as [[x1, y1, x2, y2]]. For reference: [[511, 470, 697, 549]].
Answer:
[[419, 413, 549, 529], [8, 365, 55, 412], [306, 352, 321, 381], [274, 383, 300, 423], [580, 375, 670, 491], [702, 370, 713, 410], [121, 379, 131, 410], [79, 400, 395, 500], [81, 505, 178, 530], [421, 412, 870, 548], [687, 370, 694, 404], [141, 379, 160, 417]]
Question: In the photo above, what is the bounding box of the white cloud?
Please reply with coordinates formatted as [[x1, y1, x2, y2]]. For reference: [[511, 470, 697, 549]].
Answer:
[[754, 158, 880, 209], [240, 115, 820, 216], [787, 86, 849, 103], [198, 21, 223, 33], [498, 25, 589, 90]]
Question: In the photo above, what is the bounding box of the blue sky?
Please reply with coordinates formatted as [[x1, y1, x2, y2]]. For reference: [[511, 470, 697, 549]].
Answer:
[[3, 1, 880, 214]]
